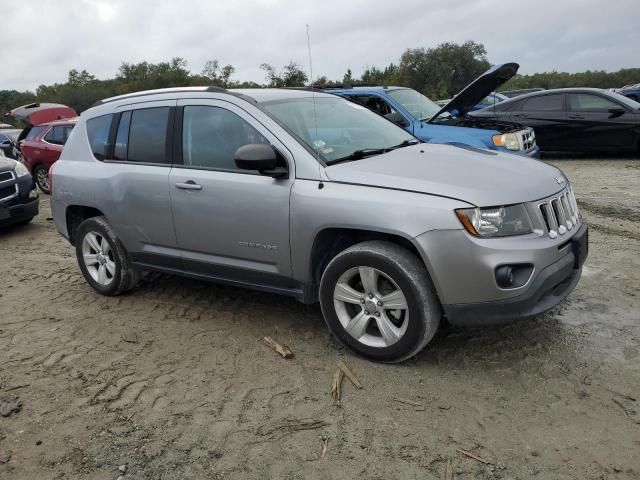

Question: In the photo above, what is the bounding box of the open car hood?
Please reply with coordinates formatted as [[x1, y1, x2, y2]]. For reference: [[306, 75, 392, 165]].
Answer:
[[4, 103, 77, 126], [430, 63, 519, 121]]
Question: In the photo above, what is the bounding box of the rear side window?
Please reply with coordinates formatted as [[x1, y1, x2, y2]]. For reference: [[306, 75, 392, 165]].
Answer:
[[522, 94, 564, 112], [24, 126, 46, 141], [113, 111, 131, 160], [127, 107, 170, 164], [44, 125, 74, 145], [86, 114, 113, 160]]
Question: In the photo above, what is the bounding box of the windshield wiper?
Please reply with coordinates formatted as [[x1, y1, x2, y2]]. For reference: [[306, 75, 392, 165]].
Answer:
[[327, 140, 420, 165]]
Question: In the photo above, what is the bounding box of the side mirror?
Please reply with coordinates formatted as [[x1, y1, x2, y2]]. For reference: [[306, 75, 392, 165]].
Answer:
[[234, 144, 288, 178], [385, 111, 408, 128], [608, 107, 626, 118]]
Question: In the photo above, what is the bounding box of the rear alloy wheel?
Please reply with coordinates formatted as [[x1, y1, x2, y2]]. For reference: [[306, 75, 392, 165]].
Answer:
[[75, 216, 139, 296], [34, 165, 50, 194], [320, 241, 441, 362]]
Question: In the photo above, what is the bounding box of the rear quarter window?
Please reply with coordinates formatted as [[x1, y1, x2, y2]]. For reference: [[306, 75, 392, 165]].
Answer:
[[24, 126, 46, 141], [86, 114, 113, 160]]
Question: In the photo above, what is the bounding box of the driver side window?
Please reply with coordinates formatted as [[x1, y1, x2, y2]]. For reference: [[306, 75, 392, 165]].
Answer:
[[568, 94, 621, 112], [182, 106, 269, 172]]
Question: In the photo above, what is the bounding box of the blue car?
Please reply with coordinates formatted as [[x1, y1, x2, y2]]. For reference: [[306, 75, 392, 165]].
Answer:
[[329, 63, 539, 157]]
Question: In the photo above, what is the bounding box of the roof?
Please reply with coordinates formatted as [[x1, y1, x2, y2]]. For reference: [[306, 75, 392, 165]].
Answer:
[[35, 116, 79, 127], [91, 86, 338, 109]]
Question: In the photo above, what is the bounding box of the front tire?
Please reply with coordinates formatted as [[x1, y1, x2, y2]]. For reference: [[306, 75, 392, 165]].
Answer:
[[75, 216, 139, 296], [34, 165, 50, 194], [319, 241, 441, 363]]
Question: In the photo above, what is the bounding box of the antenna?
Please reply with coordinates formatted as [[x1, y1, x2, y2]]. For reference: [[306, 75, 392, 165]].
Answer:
[[306, 24, 324, 189]]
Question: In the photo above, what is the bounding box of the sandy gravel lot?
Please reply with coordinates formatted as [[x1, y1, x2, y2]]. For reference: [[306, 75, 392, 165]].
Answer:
[[1, 158, 639, 480]]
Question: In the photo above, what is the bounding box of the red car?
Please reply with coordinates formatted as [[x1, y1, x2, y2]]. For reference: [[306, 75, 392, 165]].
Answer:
[[20, 117, 77, 193]]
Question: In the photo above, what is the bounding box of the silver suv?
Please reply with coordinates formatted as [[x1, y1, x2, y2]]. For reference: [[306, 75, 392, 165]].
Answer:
[[51, 87, 588, 362]]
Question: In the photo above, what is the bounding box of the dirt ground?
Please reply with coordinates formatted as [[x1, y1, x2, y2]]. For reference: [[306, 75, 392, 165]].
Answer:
[[1, 158, 639, 480]]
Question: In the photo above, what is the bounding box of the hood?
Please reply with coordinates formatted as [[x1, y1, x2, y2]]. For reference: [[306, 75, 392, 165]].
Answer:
[[325, 143, 564, 206], [5, 103, 77, 126], [430, 63, 519, 121], [0, 156, 18, 172]]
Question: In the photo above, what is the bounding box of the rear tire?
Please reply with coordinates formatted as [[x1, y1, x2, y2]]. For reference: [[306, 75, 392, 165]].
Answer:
[[34, 165, 50, 194], [319, 241, 441, 363], [75, 216, 139, 296]]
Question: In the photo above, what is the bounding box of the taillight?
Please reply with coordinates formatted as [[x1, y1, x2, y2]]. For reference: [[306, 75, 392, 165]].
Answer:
[[48, 162, 56, 194]]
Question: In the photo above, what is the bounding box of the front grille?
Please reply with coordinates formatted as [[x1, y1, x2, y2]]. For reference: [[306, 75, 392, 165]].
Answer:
[[0, 184, 17, 201], [518, 128, 536, 151], [0, 171, 13, 183], [538, 187, 580, 238]]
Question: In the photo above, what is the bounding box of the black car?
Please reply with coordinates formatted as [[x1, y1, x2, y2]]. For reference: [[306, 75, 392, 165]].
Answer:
[[499, 88, 545, 98], [471, 88, 640, 154], [0, 154, 39, 227]]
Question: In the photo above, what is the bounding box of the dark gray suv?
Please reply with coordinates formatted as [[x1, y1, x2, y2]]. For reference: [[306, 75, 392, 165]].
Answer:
[[51, 87, 588, 362]]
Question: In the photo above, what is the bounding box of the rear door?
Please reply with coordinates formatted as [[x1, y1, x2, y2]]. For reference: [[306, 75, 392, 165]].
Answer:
[[565, 93, 636, 152], [169, 99, 294, 287], [89, 101, 180, 267], [509, 93, 567, 151]]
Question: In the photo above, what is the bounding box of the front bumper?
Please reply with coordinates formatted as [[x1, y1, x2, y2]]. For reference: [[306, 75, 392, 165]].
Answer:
[[0, 173, 39, 226], [442, 224, 588, 326], [0, 197, 39, 226]]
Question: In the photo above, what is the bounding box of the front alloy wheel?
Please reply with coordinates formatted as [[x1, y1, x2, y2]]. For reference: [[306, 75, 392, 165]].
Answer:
[[333, 266, 409, 348], [320, 241, 441, 363]]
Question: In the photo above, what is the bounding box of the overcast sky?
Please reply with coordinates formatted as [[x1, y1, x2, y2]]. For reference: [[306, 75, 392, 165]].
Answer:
[[1, 0, 638, 91]]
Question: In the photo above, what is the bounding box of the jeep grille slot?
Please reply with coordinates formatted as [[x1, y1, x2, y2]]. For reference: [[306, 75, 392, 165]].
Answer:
[[519, 129, 536, 151], [0, 171, 14, 183], [538, 188, 579, 239]]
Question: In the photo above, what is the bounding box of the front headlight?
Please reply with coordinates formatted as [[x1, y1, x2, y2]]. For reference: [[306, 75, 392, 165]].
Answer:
[[455, 204, 533, 237], [14, 161, 30, 178], [492, 133, 521, 151]]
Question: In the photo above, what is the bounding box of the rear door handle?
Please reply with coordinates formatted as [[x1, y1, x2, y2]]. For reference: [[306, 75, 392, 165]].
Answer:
[[175, 180, 202, 191], [568, 115, 584, 120]]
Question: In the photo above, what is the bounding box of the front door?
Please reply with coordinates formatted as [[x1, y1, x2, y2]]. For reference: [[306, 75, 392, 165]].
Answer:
[[565, 93, 636, 152], [169, 99, 294, 288]]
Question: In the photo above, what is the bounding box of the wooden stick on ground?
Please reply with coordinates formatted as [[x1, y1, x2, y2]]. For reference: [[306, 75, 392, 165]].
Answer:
[[393, 397, 423, 407], [262, 336, 294, 359], [320, 436, 329, 459], [443, 456, 454, 480], [336, 360, 362, 389], [457, 449, 493, 465], [331, 368, 344, 404]]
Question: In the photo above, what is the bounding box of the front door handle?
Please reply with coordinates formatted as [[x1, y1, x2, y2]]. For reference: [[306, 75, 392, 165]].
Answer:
[[175, 180, 202, 191], [568, 115, 584, 120]]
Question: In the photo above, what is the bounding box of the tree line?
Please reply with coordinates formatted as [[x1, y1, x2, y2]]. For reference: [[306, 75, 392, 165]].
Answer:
[[2, 41, 638, 126]]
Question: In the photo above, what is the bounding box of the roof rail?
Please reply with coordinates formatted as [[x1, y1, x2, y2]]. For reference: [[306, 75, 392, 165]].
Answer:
[[89, 86, 228, 109]]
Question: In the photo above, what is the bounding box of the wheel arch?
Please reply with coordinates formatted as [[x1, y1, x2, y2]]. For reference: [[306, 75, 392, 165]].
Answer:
[[309, 227, 435, 289], [65, 205, 106, 246]]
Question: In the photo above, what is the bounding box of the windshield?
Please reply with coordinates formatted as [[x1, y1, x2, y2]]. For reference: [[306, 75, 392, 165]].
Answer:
[[261, 96, 415, 163], [610, 91, 640, 110], [387, 88, 446, 121]]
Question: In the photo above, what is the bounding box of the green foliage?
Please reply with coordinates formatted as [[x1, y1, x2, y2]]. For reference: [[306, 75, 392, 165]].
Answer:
[[397, 41, 490, 98], [0, 42, 637, 120], [500, 68, 640, 91], [260, 61, 308, 87]]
